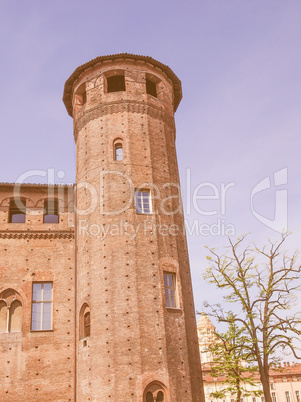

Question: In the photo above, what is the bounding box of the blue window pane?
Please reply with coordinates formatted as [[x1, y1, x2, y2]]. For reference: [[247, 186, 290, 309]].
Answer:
[[31, 303, 41, 330], [11, 213, 26, 223], [115, 146, 123, 161], [43, 214, 59, 223], [32, 284, 42, 302], [42, 303, 52, 330], [43, 283, 52, 301]]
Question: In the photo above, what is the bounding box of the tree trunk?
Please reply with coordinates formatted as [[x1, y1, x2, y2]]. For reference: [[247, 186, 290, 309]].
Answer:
[[259, 368, 272, 402], [236, 377, 241, 402]]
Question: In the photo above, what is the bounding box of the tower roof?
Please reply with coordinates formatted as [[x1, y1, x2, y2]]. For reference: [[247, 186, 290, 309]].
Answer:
[[197, 312, 215, 330], [63, 53, 183, 116]]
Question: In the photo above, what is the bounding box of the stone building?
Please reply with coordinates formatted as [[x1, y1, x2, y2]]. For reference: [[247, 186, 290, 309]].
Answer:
[[0, 54, 204, 401], [197, 312, 217, 365]]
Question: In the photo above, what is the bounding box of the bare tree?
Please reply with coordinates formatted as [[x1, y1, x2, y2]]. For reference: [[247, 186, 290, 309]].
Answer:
[[203, 234, 301, 402]]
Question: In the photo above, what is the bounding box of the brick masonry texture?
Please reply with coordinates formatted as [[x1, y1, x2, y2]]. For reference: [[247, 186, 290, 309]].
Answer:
[[0, 54, 205, 402]]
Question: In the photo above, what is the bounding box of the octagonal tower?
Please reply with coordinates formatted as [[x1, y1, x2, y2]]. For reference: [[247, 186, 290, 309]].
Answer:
[[63, 53, 204, 401]]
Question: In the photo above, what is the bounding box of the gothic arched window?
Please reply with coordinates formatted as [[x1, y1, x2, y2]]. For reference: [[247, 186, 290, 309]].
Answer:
[[0, 289, 23, 333], [79, 303, 90, 340], [144, 381, 168, 402]]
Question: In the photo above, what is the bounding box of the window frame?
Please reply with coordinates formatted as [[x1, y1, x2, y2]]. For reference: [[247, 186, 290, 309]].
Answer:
[[31, 282, 53, 331], [114, 140, 123, 161], [135, 189, 152, 214], [163, 272, 178, 309]]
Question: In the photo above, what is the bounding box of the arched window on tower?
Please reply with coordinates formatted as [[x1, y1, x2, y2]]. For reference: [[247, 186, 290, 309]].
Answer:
[[79, 303, 90, 340], [113, 139, 123, 161], [0, 289, 23, 333], [144, 381, 167, 402]]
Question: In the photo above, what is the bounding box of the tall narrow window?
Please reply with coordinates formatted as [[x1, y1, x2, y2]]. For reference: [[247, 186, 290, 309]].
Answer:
[[9, 198, 26, 223], [163, 272, 177, 308], [135, 190, 151, 214], [271, 393, 277, 402], [146, 392, 153, 402], [9, 300, 22, 332], [115, 143, 123, 161], [79, 303, 91, 340], [43, 199, 59, 223], [285, 392, 291, 402], [146, 78, 157, 97], [84, 311, 90, 338], [107, 75, 125, 92], [31, 283, 53, 331], [0, 301, 8, 333], [296, 391, 300, 402]]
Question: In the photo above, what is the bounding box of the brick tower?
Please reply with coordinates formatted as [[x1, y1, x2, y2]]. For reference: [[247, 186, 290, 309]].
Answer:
[[63, 53, 204, 401]]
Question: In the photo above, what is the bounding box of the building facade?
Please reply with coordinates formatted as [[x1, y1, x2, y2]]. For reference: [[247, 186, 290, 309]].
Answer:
[[0, 54, 204, 401]]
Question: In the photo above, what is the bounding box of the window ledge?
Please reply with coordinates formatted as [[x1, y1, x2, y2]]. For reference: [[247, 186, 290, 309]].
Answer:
[[30, 329, 54, 333], [166, 307, 182, 313]]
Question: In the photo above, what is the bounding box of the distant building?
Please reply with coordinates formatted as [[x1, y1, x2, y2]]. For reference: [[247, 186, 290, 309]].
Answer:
[[197, 311, 217, 364]]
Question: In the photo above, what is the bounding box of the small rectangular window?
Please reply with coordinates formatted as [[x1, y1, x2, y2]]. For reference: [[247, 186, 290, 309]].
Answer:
[[135, 190, 151, 214], [31, 283, 53, 331], [146, 78, 157, 97], [272, 393, 277, 402], [164, 272, 177, 308], [270, 383, 275, 390], [107, 75, 125, 93]]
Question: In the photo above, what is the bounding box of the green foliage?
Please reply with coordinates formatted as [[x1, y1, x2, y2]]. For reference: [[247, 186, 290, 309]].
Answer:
[[206, 314, 262, 401]]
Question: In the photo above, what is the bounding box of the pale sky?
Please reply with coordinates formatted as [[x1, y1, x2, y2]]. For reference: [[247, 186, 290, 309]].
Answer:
[[1, 1, 300, 334]]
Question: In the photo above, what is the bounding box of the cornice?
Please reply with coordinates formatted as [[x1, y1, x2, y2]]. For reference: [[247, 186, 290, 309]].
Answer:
[[74, 100, 175, 140], [0, 230, 74, 240]]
